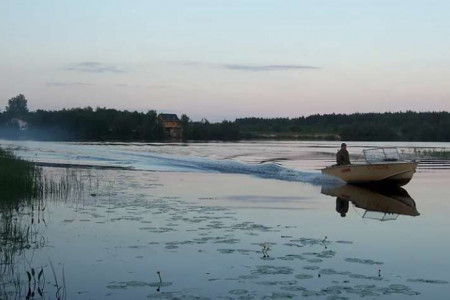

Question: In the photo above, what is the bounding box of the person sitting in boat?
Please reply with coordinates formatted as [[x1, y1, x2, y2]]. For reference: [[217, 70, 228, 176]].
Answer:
[[336, 143, 351, 165]]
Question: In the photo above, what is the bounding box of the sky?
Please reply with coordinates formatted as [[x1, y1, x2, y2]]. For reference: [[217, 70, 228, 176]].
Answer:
[[1, 0, 449, 121]]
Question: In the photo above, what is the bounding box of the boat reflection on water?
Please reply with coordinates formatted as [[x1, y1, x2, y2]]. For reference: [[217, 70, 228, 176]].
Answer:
[[321, 184, 420, 221]]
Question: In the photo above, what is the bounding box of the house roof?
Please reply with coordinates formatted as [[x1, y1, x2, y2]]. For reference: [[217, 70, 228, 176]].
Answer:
[[158, 113, 180, 121]]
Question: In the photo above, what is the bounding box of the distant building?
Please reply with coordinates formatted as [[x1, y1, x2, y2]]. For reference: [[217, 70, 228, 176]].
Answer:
[[158, 113, 182, 138]]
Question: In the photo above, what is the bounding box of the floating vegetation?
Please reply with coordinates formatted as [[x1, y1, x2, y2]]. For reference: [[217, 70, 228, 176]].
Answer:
[[279, 286, 307, 292], [325, 296, 347, 300], [348, 274, 382, 281], [107, 272, 175, 293], [252, 265, 294, 276], [284, 283, 422, 298], [407, 278, 449, 284], [335, 240, 353, 244], [316, 250, 336, 259], [303, 266, 320, 270], [289, 237, 326, 246], [231, 222, 274, 232], [294, 274, 314, 280], [261, 292, 296, 299], [217, 248, 235, 254], [139, 227, 176, 233], [306, 258, 323, 263], [238, 275, 259, 280], [0, 151, 442, 299], [345, 258, 384, 265], [278, 254, 304, 261], [106, 280, 173, 289], [145, 291, 210, 299], [192, 236, 240, 244], [320, 268, 351, 276], [318, 268, 385, 283], [228, 289, 249, 295], [254, 280, 297, 286]]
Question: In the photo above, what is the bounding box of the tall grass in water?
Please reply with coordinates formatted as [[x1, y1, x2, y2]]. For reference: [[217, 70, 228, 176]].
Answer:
[[0, 148, 42, 298], [413, 148, 450, 159], [0, 148, 81, 299], [0, 147, 93, 202], [0, 148, 41, 203]]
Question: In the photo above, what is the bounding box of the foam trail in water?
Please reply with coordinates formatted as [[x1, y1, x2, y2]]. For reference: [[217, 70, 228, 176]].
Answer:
[[7, 142, 341, 186], [128, 152, 341, 186]]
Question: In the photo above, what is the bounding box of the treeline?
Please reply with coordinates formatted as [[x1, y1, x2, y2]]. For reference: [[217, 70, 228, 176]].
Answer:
[[236, 112, 450, 141], [1, 95, 450, 142], [0, 95, 240, 141], [1, 106, 163, 141], [183, 119, 240, 141], [0, 107, 241, 141]]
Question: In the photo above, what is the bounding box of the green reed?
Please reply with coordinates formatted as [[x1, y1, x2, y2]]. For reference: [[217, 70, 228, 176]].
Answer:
[[413, 148, 450, 159], [0, 147, 98, 204], [0, 148, 42, 203], [0, 148, 95, 299]]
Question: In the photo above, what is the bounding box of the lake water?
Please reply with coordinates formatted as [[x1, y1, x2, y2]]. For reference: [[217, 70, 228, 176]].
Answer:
[[1, 140, 450, 299]]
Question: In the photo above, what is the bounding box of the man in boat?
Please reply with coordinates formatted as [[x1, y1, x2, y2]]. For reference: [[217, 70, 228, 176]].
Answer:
[[336, 143, 351, 165]]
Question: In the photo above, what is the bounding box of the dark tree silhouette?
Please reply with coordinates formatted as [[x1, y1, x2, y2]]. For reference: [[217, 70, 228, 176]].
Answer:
[[1, 94, 449, 142], [5, 94, 29, 117]]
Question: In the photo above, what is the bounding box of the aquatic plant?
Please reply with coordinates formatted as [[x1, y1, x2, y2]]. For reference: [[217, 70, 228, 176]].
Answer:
[[413, 147, 450, 159], [322, 236, 328, 249], [261, 244, 270, 258], [25, 267, 45, 299], [0, 147, 96, 204], [49, 260, 66, 300], [156, 271, 162, 292], [0, 147, 41, 202], [0, 150, 99, 299]]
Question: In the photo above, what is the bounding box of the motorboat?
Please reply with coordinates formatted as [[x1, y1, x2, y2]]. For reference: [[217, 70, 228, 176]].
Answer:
[[321, 184, 419, 221], [321, 147, 418, 186]]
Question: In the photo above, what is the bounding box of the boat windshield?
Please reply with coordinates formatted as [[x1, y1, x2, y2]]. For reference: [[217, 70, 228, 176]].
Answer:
[[363, 148, 401, 164]]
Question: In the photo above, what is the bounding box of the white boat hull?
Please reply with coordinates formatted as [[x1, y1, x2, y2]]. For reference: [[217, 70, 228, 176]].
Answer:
[[321, 161, 418, 186]]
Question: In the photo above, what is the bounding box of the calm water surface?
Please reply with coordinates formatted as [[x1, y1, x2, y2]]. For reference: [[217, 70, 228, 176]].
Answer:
[[1, 140, 450, 299]]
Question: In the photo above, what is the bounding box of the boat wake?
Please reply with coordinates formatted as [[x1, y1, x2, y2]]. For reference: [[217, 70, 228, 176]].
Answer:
[[8, 142, 341, 186], [117, 152, 339, 186]]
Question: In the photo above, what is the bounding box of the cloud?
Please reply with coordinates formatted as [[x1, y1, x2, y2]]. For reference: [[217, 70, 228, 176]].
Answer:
[[47, 81, 168, 89], [47, 81, 92, 87], [222, 64, 319, 71], [64, 62, 125, 73], [172, 61, 319, 71], [115, 83, 168, 89]]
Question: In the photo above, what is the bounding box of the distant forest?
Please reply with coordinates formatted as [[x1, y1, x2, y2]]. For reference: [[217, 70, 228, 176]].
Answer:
[[236, 112, 450, 141], [1, 94, 450, 142]]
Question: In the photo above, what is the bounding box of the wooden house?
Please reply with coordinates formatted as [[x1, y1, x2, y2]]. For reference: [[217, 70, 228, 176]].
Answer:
[[158, 113, 182, 138]]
